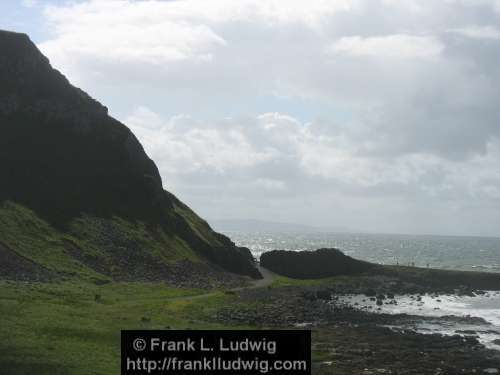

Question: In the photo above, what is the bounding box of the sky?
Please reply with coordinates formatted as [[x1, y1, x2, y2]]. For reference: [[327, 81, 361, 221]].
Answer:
[[2, 0, 500, 236]]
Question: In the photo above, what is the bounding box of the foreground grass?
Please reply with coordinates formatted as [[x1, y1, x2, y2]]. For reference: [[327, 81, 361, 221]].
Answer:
[[0, 281, 248, 375]]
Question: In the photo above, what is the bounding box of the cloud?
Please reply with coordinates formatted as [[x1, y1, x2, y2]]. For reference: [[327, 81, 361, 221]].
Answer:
[[22, 0, 38, 8], [330, 34, 444, 60], [35, 0, 500, 235], [127, 106, 500, 199], [41, 2, 227, 66], [122, 106, 500, 235], [39, 0, 352, 67], [448, 25, 500, 39], [126, 107, 275, 175]]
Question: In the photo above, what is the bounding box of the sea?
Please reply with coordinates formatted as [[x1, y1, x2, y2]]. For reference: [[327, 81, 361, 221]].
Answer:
[[222, 231, 500, 349], [224, 231, 500, 273]]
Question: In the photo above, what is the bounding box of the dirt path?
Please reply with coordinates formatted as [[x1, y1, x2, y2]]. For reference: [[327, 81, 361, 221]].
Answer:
[[246, 265, 278, 289], [168, 265, 277, 301]]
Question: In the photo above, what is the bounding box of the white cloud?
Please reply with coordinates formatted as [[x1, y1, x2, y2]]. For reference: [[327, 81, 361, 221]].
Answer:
[[449, 25, 500, 40], [380, 0, 425, 13], [330, 34, 444, 59], [126, 107, 275, 174], [34, 0, 500, 235], [127, 107, 500, 201], [41, 2, 227, 66], [252, 178, 287, 191], [124, 107, 500, 236], [39, 0, 352, 67]]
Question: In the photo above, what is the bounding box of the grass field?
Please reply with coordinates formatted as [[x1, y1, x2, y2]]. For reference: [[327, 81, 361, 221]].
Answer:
[[0, 280, 248, 375]]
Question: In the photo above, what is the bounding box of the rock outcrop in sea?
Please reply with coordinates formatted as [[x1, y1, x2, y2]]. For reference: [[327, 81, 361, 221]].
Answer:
[[260, 248, 374, 279]]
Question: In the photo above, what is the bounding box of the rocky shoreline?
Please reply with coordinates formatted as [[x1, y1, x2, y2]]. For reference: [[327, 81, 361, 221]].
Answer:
[[214, 275, 500, 374]]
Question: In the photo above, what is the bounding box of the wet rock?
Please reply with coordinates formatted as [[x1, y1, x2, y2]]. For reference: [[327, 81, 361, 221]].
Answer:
[[456, 330, 477, 335], [364, 289, 377, 297], [483, 369, 499, 374], [302, 291, 317, 301], [316, 290, 331, 300]]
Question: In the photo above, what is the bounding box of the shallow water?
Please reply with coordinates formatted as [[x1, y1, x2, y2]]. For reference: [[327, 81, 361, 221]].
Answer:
[[336, 292, 500, 349]]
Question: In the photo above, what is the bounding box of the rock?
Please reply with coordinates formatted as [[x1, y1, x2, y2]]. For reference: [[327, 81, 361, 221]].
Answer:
[[316, 290, 331, 300], [364, 289, 377, 297], [302, 291, 317, 301], [260, 248, 375, 279], [483, 369, 499, 374], [455, 330, 478, 337]]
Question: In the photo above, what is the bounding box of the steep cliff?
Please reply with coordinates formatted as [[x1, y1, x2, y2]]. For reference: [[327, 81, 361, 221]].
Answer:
[[0, 30, 260, 280]]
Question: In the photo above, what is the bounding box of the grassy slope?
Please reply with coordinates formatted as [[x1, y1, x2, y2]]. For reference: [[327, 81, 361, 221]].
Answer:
[[0, 201, 256, 374], [0, 201, 202, 282]]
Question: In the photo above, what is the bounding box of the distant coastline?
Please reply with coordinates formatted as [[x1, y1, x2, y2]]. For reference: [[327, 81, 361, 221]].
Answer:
[[210, 218, 352, 233]]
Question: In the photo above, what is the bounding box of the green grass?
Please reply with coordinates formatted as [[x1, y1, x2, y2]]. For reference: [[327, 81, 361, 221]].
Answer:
[[271, 274, 339, 288], [0, 202, 100, 279], [173, 203, 220, 247], [0, 280, 245, 375], [0, 201, 205, 283], [0, 201, 259, 374]]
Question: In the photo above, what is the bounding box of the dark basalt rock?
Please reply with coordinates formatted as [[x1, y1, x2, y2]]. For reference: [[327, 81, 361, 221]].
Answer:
[[0, 241, 56, 281], [260, 248, 374, 279], [0, 30, 167, 224], [0, 30, 260, 279]]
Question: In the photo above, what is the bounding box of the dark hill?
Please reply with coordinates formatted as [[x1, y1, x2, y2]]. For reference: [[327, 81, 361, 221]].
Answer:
[[0, 30, 260, 280], [260, 248, 374, 279]]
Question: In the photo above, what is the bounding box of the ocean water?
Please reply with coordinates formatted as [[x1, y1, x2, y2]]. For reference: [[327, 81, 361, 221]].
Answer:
[[337, 292, 500, 349], [224, 230, 500, 348], [224, 231, 500, 273]]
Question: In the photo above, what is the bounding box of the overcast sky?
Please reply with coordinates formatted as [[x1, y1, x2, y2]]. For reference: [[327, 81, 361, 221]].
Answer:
[[3, 0, 500, 236]]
